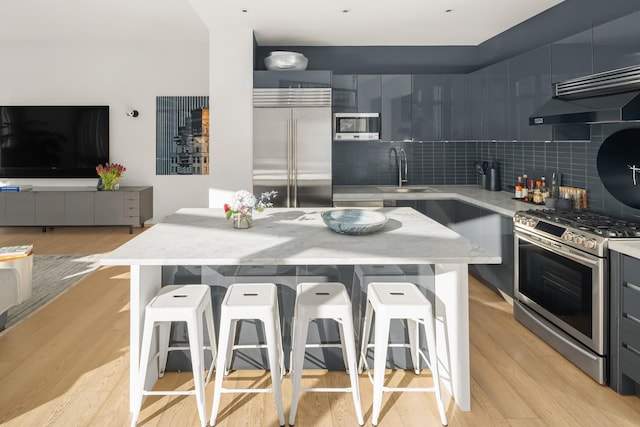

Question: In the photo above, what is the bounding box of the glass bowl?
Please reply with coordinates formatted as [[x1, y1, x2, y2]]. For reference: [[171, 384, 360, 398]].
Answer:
[[321, 209, 388, 236]]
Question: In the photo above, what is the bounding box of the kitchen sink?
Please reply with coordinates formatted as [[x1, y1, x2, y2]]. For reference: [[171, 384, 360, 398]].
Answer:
[[377, 186, 437, 193]]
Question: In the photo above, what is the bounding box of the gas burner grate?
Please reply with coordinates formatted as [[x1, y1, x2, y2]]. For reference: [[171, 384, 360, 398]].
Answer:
[[519, 209, 640, 239]]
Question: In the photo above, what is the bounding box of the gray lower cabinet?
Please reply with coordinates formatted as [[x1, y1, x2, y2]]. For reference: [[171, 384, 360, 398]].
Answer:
[[35, 192, 65, 225], [417, 199, 514, 297], [0, 186, 153, 232], [65, 192, 95, 225], [610, 251, 640, 395], [94, 191, 125, 225], [5, 193, 35, 225]]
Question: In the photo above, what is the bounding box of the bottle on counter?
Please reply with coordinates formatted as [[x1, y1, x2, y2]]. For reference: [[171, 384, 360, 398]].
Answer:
[[551, 172, 560, 199], [541, 177, 550, 202], [515, 176, 523, 199], [522, 174, 529, 201], [533, 180, 543, 204]]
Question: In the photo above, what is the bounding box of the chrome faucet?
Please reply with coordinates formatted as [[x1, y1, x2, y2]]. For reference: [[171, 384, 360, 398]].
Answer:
[[391, 147, 408, 187], [399, 148, 408, 186]]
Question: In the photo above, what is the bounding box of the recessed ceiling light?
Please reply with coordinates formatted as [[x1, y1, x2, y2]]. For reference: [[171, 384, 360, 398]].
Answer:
[[445, 9, 453, 13], [341, 9, 351, 13], [241, 8, 248, 13]]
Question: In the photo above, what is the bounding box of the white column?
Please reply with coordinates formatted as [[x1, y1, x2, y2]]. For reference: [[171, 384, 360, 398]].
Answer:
[[189, 1, 255, 208], [434, 263, 471, 411]]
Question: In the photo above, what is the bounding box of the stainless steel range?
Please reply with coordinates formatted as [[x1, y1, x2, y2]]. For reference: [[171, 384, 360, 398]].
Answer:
[[513, 209, 640, 384]]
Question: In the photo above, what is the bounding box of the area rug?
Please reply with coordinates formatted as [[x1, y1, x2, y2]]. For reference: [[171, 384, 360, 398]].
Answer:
[[3, 254, 103, 330]]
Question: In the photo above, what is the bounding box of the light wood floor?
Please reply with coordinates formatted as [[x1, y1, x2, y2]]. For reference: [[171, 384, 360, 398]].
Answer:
[[0, 226, 639, 426]]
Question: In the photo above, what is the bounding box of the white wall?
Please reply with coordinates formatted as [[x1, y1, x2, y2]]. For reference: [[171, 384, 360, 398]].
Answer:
[[0, 40, 210, 221]]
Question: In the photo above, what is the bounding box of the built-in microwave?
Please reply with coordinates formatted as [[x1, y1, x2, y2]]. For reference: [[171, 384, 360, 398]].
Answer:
[[333, 112, 380, 140]]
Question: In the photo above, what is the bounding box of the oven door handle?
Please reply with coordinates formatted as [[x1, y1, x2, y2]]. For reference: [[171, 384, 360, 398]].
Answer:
[[516, 232, 600, 267]]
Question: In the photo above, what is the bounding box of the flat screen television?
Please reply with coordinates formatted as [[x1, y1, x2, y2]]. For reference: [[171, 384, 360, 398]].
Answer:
[[0, 106, 109, 178]]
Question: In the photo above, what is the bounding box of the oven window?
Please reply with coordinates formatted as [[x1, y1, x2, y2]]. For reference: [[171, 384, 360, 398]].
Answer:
[[519, 242, 593, 338]]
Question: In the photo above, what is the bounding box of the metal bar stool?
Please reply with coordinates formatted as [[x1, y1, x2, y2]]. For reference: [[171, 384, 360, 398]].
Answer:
[[131, 284, 217, 427], [358, 282, 448, 426], [289, 282, 364, 426], [210, 283, 286, 427]]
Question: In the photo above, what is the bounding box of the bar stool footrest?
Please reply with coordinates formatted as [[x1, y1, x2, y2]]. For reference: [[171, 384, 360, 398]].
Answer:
[[301, 387, 354, 393], [382, 386, 437, 393], [220, 387, 276, 394], [143, 390, 197, 396]]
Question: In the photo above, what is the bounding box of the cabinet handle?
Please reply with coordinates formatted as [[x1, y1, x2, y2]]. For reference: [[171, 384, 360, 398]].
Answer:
[[624, 281, 640, 293], [623, 343, 640, 357], [624, 312, 640, 326]]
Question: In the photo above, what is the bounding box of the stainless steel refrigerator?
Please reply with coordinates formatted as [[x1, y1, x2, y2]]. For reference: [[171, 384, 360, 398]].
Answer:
[[253, 88, 332, 207]]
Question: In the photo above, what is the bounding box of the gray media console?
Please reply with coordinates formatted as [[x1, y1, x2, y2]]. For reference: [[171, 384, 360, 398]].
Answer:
[[0, 186, 153, 233]]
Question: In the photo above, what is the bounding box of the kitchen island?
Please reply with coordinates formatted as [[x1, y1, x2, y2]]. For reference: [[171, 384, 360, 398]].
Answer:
[[100, 207, 501, 413]]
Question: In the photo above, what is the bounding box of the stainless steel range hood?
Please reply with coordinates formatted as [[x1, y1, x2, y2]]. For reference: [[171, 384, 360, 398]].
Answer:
[[530, 65, 640, 125]]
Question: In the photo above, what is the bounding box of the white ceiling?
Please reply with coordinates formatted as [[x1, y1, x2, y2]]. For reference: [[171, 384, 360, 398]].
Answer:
[[0, 0, 564, 46]]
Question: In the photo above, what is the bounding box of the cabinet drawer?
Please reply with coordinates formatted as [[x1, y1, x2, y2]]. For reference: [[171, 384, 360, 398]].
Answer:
[[124, 192, 140, 201], [622, 255, 640, 282], [623, 282, 640, 320], [621, 316, 640, 347], [124, 198, 139, 208], [620, 345, 640, 384]]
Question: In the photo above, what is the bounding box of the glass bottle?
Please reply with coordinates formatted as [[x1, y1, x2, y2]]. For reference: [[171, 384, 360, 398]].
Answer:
[[551, 172, 560, 199], [515, 176, 523, 198], [522, 174, 529, 201], [541, 176, 549, 202]]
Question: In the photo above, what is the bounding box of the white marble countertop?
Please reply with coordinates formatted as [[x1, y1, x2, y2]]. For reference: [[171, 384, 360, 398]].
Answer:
[[100, 207, 501, 266], [609, 240, 640, 259], [333, 185, 540, 217]]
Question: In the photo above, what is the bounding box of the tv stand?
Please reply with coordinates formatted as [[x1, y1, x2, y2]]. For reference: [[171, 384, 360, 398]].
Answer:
[[0, 186, 153, 234]]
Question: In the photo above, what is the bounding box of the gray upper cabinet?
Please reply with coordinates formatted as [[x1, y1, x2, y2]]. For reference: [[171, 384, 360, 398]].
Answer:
[[508, 45, 553, 142], [469, 69, 487, 140], [332, 74, 357, 113], [485, 61, 509, 141], [441, 74, 470, 141], [253, 71, 332, 88], [551, 29, 593, 141], [381, 75, 412, 141], [551, 29, 593, 83], [412, 74, 442, 141], [357, 75, 382, 113], [593, 11, 640, 73]]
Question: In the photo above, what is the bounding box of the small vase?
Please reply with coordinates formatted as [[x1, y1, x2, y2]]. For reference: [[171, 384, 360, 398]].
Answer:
[[102, 178, 120, 191], [232, 211, 252, 229]]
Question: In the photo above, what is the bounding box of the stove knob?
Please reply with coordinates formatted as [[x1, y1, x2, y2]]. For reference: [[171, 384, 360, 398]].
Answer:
[[563, 232, 575, 242], [585, 239, 597, 249], [527, 219, 537, 227], [574, 235, 586, 245], [514, 215, 521, 224]]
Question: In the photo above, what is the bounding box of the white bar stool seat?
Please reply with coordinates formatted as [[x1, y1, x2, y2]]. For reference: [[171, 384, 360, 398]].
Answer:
[[289, 282, 364, 426], [131, 284, 217, 427], [210, 283, 286, 427], [358, 282, 448, 426]]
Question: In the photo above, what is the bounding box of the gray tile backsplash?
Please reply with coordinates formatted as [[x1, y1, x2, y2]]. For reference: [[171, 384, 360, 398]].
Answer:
[[333, 124, 640, 220], [332, 140, 479, 186], [475, 123, 640, 219]]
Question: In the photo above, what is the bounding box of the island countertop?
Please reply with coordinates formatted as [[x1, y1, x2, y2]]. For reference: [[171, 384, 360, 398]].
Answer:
[[100, 207, 501, 266]]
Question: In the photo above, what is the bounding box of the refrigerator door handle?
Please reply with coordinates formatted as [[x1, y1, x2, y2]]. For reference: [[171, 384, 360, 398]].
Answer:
[[293, 118, 298, 208], [286, 118, 292, 208]]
